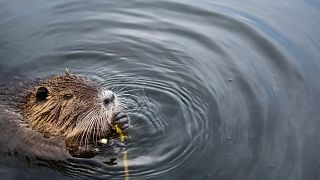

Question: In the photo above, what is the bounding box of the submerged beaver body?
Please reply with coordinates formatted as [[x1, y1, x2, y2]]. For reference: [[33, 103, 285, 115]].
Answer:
[[0, 72, 129, 161]]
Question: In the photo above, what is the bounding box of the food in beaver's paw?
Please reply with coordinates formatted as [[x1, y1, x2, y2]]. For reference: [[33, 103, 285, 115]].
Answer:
[[99, 138, 108, 144]]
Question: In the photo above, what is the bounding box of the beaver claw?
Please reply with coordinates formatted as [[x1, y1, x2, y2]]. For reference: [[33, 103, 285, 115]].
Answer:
[[113, 112, 130, 132]]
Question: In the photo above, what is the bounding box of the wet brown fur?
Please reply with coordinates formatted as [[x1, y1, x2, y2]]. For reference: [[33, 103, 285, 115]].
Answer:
[[19, 72, 118, 151]]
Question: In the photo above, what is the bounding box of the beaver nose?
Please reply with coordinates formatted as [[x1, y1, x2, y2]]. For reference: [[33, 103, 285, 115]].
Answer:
[[103, 92, 115, 107]]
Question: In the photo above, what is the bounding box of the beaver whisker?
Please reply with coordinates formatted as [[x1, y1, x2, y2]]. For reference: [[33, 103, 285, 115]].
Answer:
[[117, 97, 133, 105], [92, 117, 98, 146], [93, 115, 102, 145], [77, 110, 98, 148], [113, 87, 144, 96], [119, 106, 139, 114], [84, 115, 96, 149], [82, 114, 93, 148], [116, 89, 144, 95], [118, 100, 137, 110], [118, 104, 130, 111], [119, 104, 132, 110], [68, 111, 92, 145], [117, 94, 141, 99], [112, 86, 128, 94], [117, 94, 137, 100], [79, 122, 92, 149], [73, 107, 111, 149], [117, 89, 144, 95], [95, 116, 104, 144], [119, 99, 135, 106]]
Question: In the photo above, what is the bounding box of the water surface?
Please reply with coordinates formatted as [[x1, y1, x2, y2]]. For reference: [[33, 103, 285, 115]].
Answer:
[[1, 0, 320, 180]]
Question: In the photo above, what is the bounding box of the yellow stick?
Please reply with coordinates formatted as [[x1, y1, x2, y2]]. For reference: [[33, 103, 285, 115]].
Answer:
[[114, 125, 129, 180]]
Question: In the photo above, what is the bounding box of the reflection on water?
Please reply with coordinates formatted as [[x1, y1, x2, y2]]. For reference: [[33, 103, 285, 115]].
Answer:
[[1, 0, 320, 180]]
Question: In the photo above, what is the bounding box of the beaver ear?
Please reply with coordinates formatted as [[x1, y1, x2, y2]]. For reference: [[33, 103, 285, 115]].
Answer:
[[36, 87, 49, 101], [65, 68, 72, 76]]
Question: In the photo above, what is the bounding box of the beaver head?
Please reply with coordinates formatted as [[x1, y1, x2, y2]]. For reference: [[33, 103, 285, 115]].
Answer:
[[20, 71, 118, 148]]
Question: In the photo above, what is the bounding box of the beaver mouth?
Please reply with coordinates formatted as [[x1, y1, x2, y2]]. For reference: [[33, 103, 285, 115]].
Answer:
[[65, 132, 108, 153], [68, 130, 109, 146], [64, 106, 118, 146]]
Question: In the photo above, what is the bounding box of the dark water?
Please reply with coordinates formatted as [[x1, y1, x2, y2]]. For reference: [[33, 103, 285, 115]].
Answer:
[[1, 0, 320, 180]]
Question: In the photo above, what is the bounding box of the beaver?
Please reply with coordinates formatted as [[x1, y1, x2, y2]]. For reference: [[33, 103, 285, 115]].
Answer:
[[0, 71, 129, 161]]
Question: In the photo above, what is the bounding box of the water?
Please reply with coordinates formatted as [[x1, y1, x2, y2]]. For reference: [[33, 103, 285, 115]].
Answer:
[[1, 0, 320, 179]]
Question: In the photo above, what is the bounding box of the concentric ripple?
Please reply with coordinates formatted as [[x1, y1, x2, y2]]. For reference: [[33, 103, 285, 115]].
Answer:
[[1, 0, 320, 180]]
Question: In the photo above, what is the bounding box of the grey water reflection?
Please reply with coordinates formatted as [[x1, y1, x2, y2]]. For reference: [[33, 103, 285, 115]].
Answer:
[[0, 0, 320, 180]]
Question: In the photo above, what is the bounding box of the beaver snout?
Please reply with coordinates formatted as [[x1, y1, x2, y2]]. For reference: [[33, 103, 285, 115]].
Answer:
[[103, 90, 115, 107]]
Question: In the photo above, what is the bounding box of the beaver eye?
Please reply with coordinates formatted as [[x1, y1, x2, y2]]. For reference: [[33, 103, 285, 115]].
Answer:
[[63, 94, 74, 100], [36, 87, 48, 101]]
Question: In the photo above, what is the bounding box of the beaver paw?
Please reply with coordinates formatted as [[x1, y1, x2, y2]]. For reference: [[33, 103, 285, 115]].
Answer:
[[113, 112, 130, 132], [96, 139, 126, 160]]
